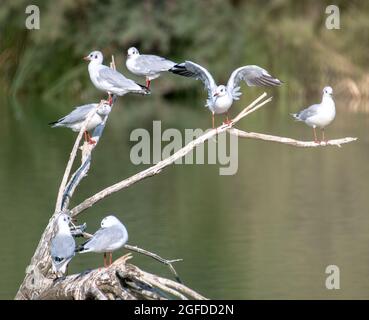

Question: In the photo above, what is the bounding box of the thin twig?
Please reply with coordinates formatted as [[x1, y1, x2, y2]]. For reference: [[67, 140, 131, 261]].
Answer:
[[124, 244, 183, 283], [233, 92, 268, 122]]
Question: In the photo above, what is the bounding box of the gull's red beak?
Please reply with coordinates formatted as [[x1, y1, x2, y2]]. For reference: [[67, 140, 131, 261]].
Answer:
[[83, 56, 90, 61], [213, 92, 219, 97]]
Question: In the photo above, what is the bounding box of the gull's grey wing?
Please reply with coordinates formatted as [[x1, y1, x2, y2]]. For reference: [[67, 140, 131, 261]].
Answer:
[[292, 104, 320, 121], [98, 66, 144, 92], [51, 234, 75, 270], [169, 61, 217, 106], [50, 104, 98, 126], [81, 226, 127, 253], [136, 55, 176, 74], [227, 65, 282, 100]]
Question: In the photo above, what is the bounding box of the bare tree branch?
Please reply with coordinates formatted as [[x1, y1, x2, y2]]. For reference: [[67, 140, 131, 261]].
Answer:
[[54, 109, 94, 212], [70, 93, 272, 217], [229, 128, 358, 147]]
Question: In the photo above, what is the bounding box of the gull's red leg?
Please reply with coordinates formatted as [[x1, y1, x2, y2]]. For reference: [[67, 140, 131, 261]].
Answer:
[[87, 132, 96, 145], [322, 128, 327, 143], [108, 94, 113, 105], [223, 112, 232, 125], [104, 253, 107, 268], [84, 131, 88, 142], [313, 127, 318, 143], [146, 78, 151, 89]]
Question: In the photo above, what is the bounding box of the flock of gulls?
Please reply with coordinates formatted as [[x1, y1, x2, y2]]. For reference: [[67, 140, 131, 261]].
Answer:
[[49, 47, 337, 274]]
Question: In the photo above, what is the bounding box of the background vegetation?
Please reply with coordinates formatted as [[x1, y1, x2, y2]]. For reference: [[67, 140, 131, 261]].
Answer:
[[1, 0, 368, 101]]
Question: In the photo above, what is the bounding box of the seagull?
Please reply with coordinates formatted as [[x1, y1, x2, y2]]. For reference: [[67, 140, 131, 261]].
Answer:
[[291, 86, 336, 143], [50, 213, 76, 275], [49, 101, 111, 144], [125, 47, 176, 89], [76, 215, 128, 267], [84, 50, 150, 104], [170, 61, 282, 128]]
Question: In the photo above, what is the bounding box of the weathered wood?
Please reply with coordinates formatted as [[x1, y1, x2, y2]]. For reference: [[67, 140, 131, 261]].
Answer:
[[36, 255, 206, 300]]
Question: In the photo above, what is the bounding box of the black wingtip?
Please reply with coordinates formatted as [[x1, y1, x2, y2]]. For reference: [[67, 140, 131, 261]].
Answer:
[[137, 83, 151, 95], [48, 120, 58, 126], [261, 75, 284, 87], [274, 78, 284, 86], [169, 64, 195, 77], [75, 245, 84, 253]]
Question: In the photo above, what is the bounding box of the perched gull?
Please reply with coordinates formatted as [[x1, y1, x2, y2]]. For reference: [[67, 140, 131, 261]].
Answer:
[[125, 47, 176, 89], [49, 101, 111, 144], [76, 215, 128, 267], [50, 213, 76, 274], [84, 50, 150, 104], [170, 61, 282, 128], [291, 86, 336, 142]]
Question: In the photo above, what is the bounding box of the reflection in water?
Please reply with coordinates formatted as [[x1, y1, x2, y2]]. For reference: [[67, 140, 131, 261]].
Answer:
[[0, 93, 368, 299]]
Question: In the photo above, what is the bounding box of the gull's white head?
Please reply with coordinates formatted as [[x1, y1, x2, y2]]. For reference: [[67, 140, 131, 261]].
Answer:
[[56, 213, 72, 234], [127, 47, 139, 58], [323, 86, 333, 96], [213, 85, 227, 98], [97, 102, 112, 117], [57, 213, 71, 225], [84, 51, 103, 64], [101, 215, 122, 228]]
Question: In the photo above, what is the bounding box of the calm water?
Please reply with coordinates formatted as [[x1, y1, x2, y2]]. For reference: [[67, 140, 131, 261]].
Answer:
[[1, 89, 369, 299]]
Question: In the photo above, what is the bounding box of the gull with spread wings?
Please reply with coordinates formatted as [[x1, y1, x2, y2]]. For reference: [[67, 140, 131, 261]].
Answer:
[[170, 61, 282, 128]]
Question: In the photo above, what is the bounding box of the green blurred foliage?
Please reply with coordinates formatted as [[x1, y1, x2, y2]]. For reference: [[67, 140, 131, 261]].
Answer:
[[0, 0, 368, 99]]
